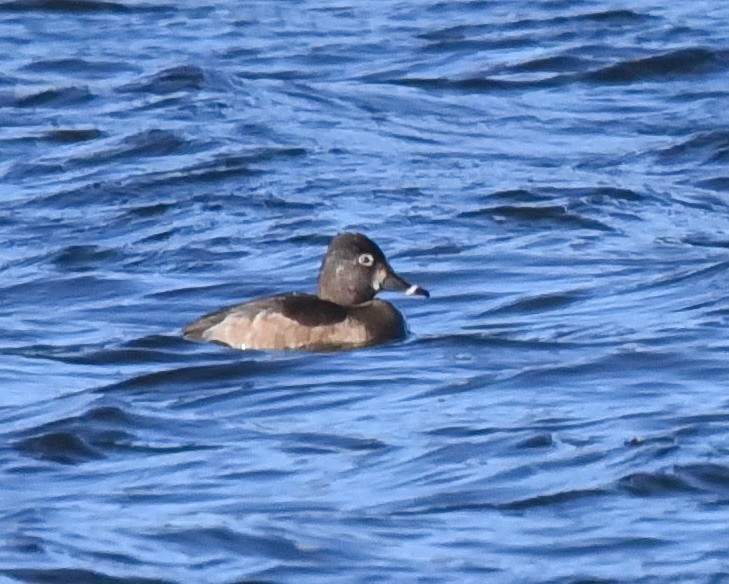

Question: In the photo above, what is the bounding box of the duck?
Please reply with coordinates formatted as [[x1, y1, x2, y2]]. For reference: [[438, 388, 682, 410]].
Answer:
[[183, 232, 429, 350]]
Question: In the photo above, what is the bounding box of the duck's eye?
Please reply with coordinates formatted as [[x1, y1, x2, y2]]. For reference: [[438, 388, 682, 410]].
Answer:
[[358, 253, 374, 267]]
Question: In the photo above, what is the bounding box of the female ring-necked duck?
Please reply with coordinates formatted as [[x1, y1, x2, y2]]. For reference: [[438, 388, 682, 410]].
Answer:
[[183, 232, 429, 350]]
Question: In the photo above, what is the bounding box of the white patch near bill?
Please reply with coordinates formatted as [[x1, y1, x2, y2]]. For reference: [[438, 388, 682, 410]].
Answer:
[[406, 285, 419, 295]]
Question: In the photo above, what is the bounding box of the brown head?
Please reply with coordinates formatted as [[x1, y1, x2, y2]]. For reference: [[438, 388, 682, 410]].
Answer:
[[317, 232, 429, 306]]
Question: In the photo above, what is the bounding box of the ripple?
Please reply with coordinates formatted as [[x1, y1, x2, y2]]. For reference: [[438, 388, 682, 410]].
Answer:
[[0, 568, 172, 584], [6, 129, 189, 181], [377, 75, 566, 92], [153, 526, 338, 564], [385, 486, 607, 516], [13, 86, 93, 108], [516, 434, 554, 449], [118, 65, 206, 95], [278, 432, 388, 454], [696, 176, 729, 191], [419, 9, 648, 43], [10, 401, 217, 466], [104, 129, 188, 159], [587, 47, 728, 83], [639, 259, 729, 290], [52, 244, 120, 272], [458, 204, 613, 231], [490, 290, 589, 315], [94, 358, 295, 394], [14, 430, 103, 464], [618, 471, 692, 496], [371, 46, 728, 95], [0, 0, 131, 12], [498, 488, 607, 511], [657, 130, 729, 164], [681, 235, 729, 250], [512, 54, 594, 74], [675, 463, 729, 495], [21, 57, 136, 75], [31, 147, 305, 207], [43, 127, 103, 142]]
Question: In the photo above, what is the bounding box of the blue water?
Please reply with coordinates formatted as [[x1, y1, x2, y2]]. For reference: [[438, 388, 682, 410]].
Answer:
[[2, 0, 729, 582]]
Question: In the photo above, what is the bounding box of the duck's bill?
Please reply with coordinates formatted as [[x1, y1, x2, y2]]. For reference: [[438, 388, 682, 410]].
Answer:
[[382, 271, 430, 298]]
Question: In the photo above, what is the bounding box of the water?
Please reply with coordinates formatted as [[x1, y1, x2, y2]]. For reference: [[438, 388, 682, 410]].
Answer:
[[1, 0, 729, 582]]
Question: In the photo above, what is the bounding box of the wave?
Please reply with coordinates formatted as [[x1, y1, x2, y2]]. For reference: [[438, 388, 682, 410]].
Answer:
[[458, 204, 613, 231], [587, 47, 728, 83], [0, 0, 174, 14], [12, 86, 93, 108], [366, 47, 727, 93], [117, 65, 206, 95]]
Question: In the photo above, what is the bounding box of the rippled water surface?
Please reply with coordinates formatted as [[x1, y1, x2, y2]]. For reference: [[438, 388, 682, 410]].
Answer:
[[2, 0, 729, 582]]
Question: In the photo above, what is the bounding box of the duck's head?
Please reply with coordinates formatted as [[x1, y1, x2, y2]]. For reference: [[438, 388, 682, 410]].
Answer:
[[317, 232, 429, 306]]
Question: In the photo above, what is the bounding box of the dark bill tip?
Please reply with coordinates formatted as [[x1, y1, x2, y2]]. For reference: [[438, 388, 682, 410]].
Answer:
[[405, 284, 430, 298], [382, 270, 430, 298]]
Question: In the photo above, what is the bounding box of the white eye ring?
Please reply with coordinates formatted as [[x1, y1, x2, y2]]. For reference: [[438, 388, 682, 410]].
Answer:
[[358, 253, 374, 267]]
